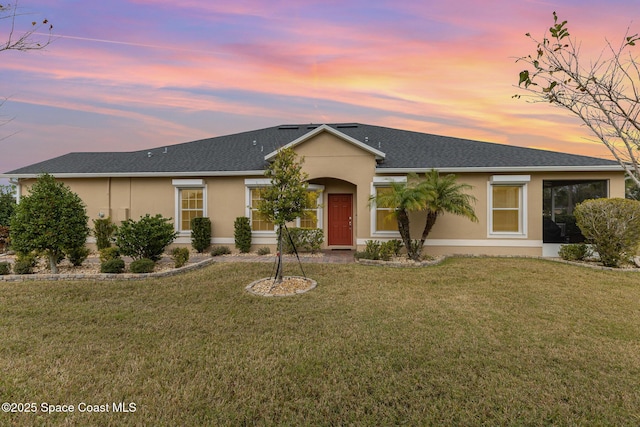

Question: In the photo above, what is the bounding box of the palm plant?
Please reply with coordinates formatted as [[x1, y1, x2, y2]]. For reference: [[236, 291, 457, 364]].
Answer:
[[371, 170, 478, 261], [370, 177, 427, 260], [417, 170, 478, 257]]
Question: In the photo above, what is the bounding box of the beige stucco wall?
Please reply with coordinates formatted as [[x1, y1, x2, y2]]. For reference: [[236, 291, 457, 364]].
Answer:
[[294, 132, 378, 248]]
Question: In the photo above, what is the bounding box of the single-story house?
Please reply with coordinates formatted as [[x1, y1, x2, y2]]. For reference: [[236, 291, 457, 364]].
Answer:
[[2, 123, 625, 257]]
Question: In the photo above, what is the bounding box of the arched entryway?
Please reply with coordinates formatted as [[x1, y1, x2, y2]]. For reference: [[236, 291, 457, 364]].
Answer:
[[308, 178, 357, 249]]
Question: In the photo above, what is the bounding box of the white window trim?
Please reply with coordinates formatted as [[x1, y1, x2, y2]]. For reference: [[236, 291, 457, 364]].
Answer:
[[488, 175, 529, 238], [172, 179, 207, 234], [370, 177, 406, 237], [244, 179, 324, 235]]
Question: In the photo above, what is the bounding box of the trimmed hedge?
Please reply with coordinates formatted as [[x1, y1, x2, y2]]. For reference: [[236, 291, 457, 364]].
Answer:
[[191, 217, 212, 253], [130, 258, 155, 274], [100, 258, 125, 274]]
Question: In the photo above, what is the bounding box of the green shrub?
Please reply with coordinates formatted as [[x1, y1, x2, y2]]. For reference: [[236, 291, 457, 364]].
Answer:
[[257, 246, 271, 256], [93, 217, 116, 250], [379, 241, 395, 261], [234, 217, 252, 253], [211, 246, 231, 257], [283, 228, 324, 254], [385, 239, 404, 256], [190, 217, 212, 253], [0, 262, 10, 275], [363, 240, 382, 260], [171, 247, 190, 268], [354, 251, 373, 260], [13, 252, 37, 275], [575, 198, 640, 267], [130, 258, 155, 273], [558, 243, 591, 261], [99, 247, 120, 263], [65, 246, 90, 266], [115, 214, 178, 261], [0, 225, 9, 253], [100, 258, 124, 274]]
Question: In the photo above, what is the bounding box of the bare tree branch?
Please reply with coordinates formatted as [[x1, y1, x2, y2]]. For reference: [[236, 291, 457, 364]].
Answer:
[[0, 1, 53, 53], [515, 12, 640, 187]]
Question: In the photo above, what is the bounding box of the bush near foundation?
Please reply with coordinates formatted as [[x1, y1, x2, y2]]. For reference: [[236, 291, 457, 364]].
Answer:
[[190, 217, 211, 253], [574, 198, 640, 267], [558, 243, 591, 261], [100, 258, 124, 274], [130, 258, 155, 274], [171, 247, 190, 268], [115, 214, 178, 261], [0, 262, 10, 275], [234, 217, 252, 253]]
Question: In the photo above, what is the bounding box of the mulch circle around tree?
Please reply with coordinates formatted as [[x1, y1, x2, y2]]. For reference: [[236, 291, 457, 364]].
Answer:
[[246, 276, 317, 297]]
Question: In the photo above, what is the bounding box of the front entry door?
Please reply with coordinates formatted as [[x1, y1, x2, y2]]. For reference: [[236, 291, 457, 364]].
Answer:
[[328, 194, 353, 246]]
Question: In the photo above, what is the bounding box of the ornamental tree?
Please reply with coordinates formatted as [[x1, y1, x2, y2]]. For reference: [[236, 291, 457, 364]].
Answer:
[[515, 12, 640, 186], [10, 174, 90, 273], [258, 147, 315, 283]]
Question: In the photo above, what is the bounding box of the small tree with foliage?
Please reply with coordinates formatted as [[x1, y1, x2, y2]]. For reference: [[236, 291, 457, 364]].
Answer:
[[258, 148, 315, 283], [10, 174, 89, 273], [0, 185, 16, 226], [574, 198, 640, 267], [115, 214, 178, 261]]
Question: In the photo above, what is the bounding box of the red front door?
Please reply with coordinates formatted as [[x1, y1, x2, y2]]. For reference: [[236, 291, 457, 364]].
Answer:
[[328, 194, 353, 246]]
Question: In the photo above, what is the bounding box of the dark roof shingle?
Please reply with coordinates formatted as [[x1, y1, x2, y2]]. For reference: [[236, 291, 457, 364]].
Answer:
[[4, 123, 620, 176]]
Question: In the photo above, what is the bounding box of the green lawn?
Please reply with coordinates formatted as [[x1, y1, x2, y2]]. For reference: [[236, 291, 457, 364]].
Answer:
[[1, 258, 639, 426]]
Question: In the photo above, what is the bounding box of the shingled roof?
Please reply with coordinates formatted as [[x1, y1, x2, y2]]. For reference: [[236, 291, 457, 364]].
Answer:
[[3, 123, 622, 177]]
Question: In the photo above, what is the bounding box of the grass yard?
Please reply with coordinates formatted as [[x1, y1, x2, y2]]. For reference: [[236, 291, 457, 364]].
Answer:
[[1, 258, 639, 426]]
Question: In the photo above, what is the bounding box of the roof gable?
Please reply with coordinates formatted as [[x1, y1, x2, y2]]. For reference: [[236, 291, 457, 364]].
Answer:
[[264, 124, 386, 161]]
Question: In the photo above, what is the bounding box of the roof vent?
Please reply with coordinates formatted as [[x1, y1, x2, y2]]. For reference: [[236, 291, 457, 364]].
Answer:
[[336, 124, 358, 129], [147, 152, 152, 158], [253, 140, 257, 146], [278, 125, 299, 130], [163, 147, 168, 154]]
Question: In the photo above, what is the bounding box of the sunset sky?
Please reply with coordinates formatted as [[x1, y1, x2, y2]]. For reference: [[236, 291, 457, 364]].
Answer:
[[1, 0, 638, 182]]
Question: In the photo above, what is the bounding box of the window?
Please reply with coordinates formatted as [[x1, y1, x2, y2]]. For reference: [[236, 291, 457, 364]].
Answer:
[[370, 177, 406, 235], [375, 187, 399, 232], [492, 186, 521, 232], [489, 176, 529, 237], [172, 179, 206, 233], [180, 189, 204, 231], [250, 187, 275, 231], [245, 179, 324, 232]]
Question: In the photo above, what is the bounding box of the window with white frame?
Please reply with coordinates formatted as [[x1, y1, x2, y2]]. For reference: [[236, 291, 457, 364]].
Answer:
[[371, 177, 406, 235], [488, 175, 529, 236], [172, 179, 206, 232], [245, 179, 323, 232]]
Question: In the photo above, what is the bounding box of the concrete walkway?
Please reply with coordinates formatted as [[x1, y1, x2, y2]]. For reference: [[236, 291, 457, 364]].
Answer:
[[210, 250, 356, 264]]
